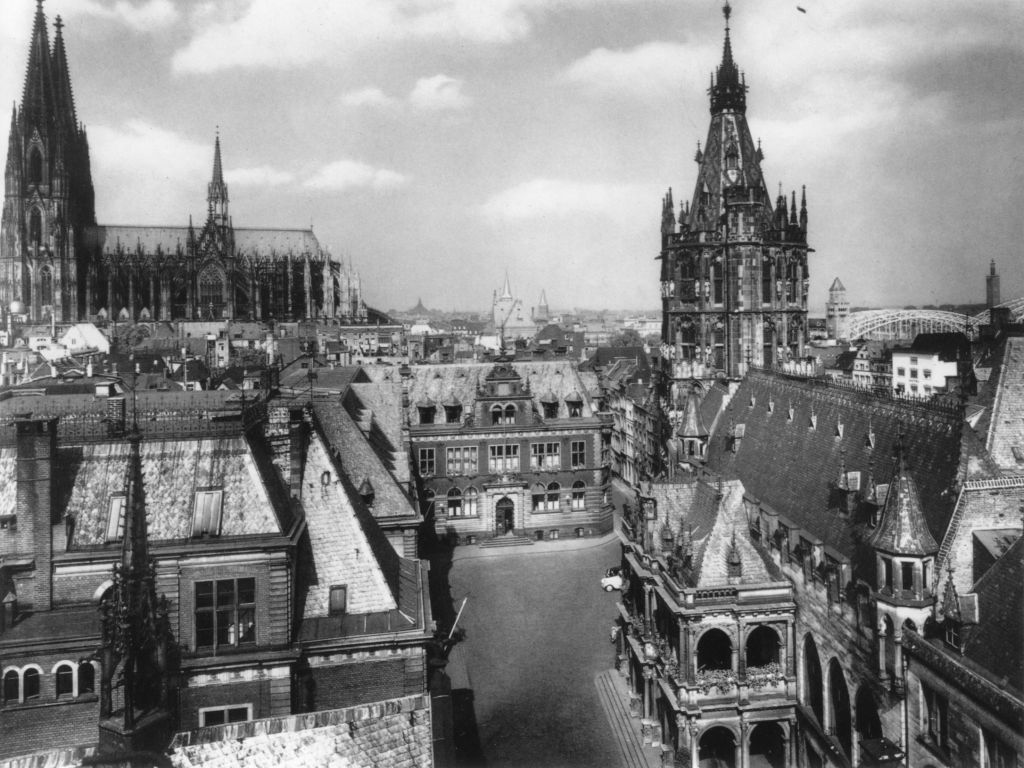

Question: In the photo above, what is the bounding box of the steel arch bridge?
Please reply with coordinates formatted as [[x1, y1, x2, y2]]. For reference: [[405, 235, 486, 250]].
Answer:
[[845, 309, 982, 341], [974, 297, 1024, 323]]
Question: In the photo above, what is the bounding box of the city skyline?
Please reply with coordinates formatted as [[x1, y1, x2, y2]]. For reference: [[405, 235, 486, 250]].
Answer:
[[1, 0, 1021, 315]]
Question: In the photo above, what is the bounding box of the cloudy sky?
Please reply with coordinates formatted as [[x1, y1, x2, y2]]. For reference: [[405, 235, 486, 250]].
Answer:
[[2, 0, 1022, 314]]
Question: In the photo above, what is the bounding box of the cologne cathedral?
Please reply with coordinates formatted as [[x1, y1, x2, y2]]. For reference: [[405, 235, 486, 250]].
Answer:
[[1, 2, 365, 324], [659, 2, 810, 383]]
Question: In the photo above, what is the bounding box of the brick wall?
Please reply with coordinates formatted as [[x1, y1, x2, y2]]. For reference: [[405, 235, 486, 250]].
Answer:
[[311, 658, 418, 710], [0, 696, 98, 761], [178, 678, 272, 732]]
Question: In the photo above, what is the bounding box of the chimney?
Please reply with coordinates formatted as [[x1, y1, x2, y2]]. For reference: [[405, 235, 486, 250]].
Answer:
[[14, 417, 59, 612]]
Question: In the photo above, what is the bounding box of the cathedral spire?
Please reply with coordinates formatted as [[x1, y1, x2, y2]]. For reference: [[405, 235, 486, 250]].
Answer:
[[51, 14, 78, 130], [21, 0, 56, 129], [500, 271, 513, 300], [207, 129, 229, 226], [709, 1, 747, 114], [799, 185, 808, 230]]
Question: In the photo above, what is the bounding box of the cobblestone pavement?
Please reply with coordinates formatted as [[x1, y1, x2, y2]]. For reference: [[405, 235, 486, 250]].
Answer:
[[594, 670, 664, 768]]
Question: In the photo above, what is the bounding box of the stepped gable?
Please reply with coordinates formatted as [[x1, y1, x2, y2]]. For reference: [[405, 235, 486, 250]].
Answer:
[[64, 437, 282, 546], [704, 369, 962, 556], [962, 536, 1024, 693], [298, 431, 398, 619], [313, 398, 414, 520]]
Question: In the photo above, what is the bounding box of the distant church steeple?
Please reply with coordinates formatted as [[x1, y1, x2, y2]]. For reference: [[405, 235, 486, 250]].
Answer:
[[207, 130, 229, 227]]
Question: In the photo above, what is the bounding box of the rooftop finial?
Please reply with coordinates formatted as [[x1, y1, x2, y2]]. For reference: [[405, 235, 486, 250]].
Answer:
[[54, 14, 63, 34], [723, 0, 731, 27]]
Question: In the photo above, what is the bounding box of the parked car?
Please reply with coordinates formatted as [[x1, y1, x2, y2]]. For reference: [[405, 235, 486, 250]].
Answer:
[[601, 566, 623, 592]]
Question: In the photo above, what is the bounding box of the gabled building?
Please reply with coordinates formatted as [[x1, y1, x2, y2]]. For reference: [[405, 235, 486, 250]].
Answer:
[[0, 383, 433, 763], [380, 361, 612, 543]]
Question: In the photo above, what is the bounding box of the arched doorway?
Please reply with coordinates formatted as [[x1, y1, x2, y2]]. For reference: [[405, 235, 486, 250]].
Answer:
[[804, 634, 824, 725], [855, 685, 882, 740], [699, 726, 736, 767], [749, 722, 786, 768], [829, 658, 852, 759], [495, 496, 514, 536]]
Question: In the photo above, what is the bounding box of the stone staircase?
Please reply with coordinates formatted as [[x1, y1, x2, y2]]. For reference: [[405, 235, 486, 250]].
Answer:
[[479, 534, 535, 549]]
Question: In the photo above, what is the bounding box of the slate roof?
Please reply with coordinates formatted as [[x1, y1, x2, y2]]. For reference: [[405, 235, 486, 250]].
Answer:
[[870, 454, 939, 555], [85, 225, 323, 259], [66, 437, 282, 547], [962, 535, 1024, 693], [313, 399, 414, 520], [908, 332, 971, 363], [371, 362, 599, 424], [986, 337, 1024, 471], [298, 432, 397, 618], [704, 369, 962, 558]]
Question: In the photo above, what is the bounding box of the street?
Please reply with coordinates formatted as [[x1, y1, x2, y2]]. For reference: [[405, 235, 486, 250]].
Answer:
[[446, 535, 625, 768]]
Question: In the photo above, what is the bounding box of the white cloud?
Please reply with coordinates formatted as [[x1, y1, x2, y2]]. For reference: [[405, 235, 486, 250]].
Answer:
[[340, 87, 400, 110], [87, 120, 209, 222], [409, 75, 470, 111], [304, 159, 410, 192], [61, 0, 180, 32], [481, 178, 648, 223], [561, 42, 699, 102], [170, 0, 655, 74], [225, 166, 294, 187]]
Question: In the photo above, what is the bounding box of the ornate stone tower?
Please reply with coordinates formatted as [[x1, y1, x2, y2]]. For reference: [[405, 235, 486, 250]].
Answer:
[[986, 259, 1000, 310], [1, 1, 95, 323], [658, 2, 810, 385]]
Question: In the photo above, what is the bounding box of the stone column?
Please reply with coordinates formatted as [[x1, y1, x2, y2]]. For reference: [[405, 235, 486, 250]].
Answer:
[[186, 269, 194, 320], [160, 277, 171, 321], [148, 272, 155, 318], [738, 719, 748, 768], [286, 257, 293, 319], [787, 620, 796, 677], [786, 718, 796, 768], [689, 720, 700, 768]]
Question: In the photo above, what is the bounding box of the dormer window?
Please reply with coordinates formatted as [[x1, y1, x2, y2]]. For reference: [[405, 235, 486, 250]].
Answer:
[[944, 620, 961, 650], [329, 585, 348, 616], [542, 401, 558, 419], [444, 404, 462, 424], [191, 488, 224, 537], [418, 405, 436, 424], [105, 494, 126, 542], [565, 392, 583, 418]]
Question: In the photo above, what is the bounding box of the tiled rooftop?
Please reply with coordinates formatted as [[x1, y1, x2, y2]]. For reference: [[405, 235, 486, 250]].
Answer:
[[986, 337, 1024, 471], [169, 696, 431, 768], [369, 361, 599, 425], [705, 370, 962, 557], [313, 400, 414, 520], [963, 536, 1024, 692], [299, 432, 397, 618], [67, 437, 281, 547], [84, 225, 324, 261]]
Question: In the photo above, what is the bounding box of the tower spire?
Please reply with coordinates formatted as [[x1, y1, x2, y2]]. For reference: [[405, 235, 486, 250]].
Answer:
[[709, 1, 746, 114], [21, 0, 56, 128], [207, 129, 229, 225], [51, 14, 77, 130]]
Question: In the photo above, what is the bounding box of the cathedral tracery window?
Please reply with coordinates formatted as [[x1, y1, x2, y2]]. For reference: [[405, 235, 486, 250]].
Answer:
[[28, 147, 43, 185], [29, 208, 42, 245]]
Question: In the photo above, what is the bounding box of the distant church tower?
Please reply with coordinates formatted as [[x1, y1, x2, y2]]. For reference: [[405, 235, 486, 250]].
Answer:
[[658, 2, 810, 382], [1, 3, 95, 322], [532, 289, 550, 324], [986, 260, 1001, 310], [826, 277, 849, 340]]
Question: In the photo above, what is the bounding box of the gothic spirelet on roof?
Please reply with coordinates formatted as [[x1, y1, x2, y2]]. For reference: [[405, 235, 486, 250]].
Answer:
[[1, 3, 366, 325]]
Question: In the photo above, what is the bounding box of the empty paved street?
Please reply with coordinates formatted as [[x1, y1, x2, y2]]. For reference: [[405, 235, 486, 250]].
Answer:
[[446, 535, 626, 768]]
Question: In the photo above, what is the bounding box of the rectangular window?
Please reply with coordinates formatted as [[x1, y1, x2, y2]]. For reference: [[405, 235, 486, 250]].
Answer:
[[923, 369, 932, 379], [446, 446, 478, 476], [713, 273, 724, 304], [191, 489, 224, 537], [530, 442, 561, 470], [571, 484, 585, 510], [105, 495, 126, 542], [910, 368, 918, 379], [195, 578, 256, 651], [897, 367, 906, 377], [199, 704, 252, 728], [571, 440, 586, 469], [418, 448, 436, 476], [923, 685, 948, 749], [488, 444, 520, 473], [901, 561, 915, 594], [329, 585, 347, 616], [883, 558, 894, 591]]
